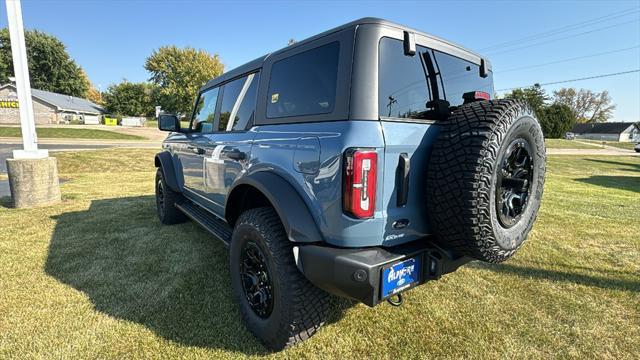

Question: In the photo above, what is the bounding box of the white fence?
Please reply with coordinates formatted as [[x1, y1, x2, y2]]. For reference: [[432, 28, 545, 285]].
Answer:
[[121, 117, 145, 127]]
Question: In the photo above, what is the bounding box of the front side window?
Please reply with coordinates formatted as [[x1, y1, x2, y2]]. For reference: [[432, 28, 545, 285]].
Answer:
[[218, 72, 260, 132], [378, 38, 432, 119], [191, 87, 219, 133], [267, 41, 340, 118]]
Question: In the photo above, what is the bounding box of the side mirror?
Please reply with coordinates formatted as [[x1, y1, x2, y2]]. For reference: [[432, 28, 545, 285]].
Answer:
[[158, 114, 180, 132]]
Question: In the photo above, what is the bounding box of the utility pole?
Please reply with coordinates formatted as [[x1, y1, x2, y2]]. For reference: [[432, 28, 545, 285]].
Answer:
[[5, 0, 60, 207]]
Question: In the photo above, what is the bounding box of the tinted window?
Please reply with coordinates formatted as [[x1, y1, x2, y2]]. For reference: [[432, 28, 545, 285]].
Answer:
[[267, 42, 340, 118], [191, 87, 219, 133], [378, 38, 432, 119], [432, 50, 494, 107], [218, 73, 260, 132]]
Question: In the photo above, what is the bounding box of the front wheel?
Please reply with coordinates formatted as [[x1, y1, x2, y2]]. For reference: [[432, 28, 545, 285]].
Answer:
[[229, 207, 329, 350], [155, 168, 187, 225]]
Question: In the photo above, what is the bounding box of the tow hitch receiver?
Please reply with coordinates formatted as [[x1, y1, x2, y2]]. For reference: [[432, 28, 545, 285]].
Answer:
[[295, 240, 472, 307], [387, 293, 403, 306]]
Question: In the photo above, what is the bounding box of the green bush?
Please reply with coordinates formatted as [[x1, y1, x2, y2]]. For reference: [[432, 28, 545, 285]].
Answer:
[[538, 103, 576, 139]]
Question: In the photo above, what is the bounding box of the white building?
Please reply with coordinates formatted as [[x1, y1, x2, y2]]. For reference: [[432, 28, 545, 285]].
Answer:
[[0, 83, 104, 125], [571, 122, 640, 142]]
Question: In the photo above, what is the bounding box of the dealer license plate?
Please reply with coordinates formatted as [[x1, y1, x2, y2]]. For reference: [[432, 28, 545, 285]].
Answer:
[[381, 255, 422, 299]]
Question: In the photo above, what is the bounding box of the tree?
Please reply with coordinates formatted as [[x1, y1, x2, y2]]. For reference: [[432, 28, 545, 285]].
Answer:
[[144, 46, 224, 115], [86, 86, 103, 105], [0, 28, 88, 97], [102, 81, 157, 117], [538, 103, 576, 138], [80, 70, 103, 105], [552, 88, 615, 123], [503, 85, 548, 116]]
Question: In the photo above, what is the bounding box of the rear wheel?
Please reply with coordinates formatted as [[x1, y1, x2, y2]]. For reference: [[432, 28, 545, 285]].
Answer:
[[229, 207, 329, 350], [426, 100, 546, 263]]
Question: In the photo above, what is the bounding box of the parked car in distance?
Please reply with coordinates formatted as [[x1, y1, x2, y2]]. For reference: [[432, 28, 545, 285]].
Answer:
[[565, 132, 576, 140], [154, 18, 546, 350]]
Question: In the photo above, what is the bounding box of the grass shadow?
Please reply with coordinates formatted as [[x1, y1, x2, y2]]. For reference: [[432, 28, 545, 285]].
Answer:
[[470, 262, 639, 292], [0, 195, 11, 208], [44, 196, 353, 354], [584, 158, 640, 172], [576, 175, 640, 193]]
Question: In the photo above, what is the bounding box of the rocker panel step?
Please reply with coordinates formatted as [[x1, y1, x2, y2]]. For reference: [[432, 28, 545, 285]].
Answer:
[[175, 201, 232, 246]]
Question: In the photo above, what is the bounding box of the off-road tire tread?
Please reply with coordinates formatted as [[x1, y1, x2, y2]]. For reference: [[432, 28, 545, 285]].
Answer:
[[426, 99, 546, 263], [233, 207, 329, 350], [155, 168, 187, 224]]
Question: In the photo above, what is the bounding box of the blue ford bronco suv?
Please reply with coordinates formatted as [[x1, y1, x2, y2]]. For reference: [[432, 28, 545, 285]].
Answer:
[[154, 18, 546, 350]]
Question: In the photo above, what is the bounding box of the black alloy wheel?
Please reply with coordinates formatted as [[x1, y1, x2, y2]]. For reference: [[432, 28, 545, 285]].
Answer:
[[240, 241, 274, 318], [496, 138, 534, 228], [156, 179, 165, 218]]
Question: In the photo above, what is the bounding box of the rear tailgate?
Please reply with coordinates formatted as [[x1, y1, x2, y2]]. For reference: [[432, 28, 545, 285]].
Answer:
[[379, 120, 439, 247]]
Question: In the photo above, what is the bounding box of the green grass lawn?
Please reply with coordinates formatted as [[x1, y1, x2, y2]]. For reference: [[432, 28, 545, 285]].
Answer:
[[144, 119, 158, 128], [0, 126, 145, 140], [544, 139, 601, 149], [0, 150, 638, 358], [580, 139, 638, 151], [145, 119, 191, 129]]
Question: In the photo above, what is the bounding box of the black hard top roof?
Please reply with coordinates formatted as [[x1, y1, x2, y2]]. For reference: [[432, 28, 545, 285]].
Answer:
[[202, 17, 485, 91]]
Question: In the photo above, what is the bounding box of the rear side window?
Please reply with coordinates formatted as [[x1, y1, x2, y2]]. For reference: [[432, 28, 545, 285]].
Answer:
[[432, 50, 494, 107], [218, 72, 260, 131], [378, 38, 432, 119], [267, 42, 340, 118]]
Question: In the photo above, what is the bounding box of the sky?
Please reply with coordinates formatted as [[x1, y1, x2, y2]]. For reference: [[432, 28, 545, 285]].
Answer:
[[1, 0, 639, 122]]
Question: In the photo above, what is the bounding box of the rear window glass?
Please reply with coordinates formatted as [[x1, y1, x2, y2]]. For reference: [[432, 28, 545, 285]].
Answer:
[[378, 38, 432, 119], [267, 42, 340, 118], [432, 50, 494, 107], [378, 37, 494, 119]]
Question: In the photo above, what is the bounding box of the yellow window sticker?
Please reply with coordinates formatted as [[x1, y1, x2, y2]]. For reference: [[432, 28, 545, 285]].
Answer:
[[271, 93, 279, 103]]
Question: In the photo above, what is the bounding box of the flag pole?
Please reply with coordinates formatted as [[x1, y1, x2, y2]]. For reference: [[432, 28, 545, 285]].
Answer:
[[4, 0, 59, 208], [5, 0, 47, 159]]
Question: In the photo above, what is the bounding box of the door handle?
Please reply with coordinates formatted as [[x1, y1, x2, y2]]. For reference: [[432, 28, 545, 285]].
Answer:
[[187, 145, 205, 155], [225, 149, 246, 160]]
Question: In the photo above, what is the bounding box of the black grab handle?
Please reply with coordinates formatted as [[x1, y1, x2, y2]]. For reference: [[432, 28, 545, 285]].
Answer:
[[397, 153, 410, 207]]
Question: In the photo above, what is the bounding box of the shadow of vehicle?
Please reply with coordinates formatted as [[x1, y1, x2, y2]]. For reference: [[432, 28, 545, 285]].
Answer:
[[576, 176, 640, 193], [469, 262, 639, 292], [584, 158, 640, 172], [44, 196, 352, 354]]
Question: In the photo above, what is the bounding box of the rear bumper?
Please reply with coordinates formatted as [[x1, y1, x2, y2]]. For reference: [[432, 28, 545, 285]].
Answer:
[[294, 239, 471, 307]]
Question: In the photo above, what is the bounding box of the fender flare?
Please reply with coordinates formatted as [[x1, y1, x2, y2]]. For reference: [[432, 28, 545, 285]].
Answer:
[[226, 172, 323, 243], [154, 151, 182, 193]]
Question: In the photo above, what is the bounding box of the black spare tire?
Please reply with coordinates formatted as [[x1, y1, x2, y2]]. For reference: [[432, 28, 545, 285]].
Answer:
[[426, 100, 546, 263]]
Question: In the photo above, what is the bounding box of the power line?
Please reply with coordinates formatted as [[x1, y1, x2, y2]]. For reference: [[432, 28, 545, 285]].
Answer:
[[495, 45, 640, 73], [480, 7, 640, 51], [486, 18, 640, 55], [495, 69, 640, 92]]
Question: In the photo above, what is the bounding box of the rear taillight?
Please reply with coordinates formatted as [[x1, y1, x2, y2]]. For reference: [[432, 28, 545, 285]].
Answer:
[[343, 149, 377, 219]]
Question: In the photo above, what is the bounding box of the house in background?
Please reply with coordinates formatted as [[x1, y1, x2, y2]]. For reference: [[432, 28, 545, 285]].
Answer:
[[0, 83, 104, 125], [570, 122, 640, 142]]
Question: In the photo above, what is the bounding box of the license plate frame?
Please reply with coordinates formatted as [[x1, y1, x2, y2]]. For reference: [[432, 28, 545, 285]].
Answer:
[[380, 254, 423, 299]]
